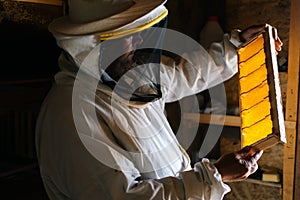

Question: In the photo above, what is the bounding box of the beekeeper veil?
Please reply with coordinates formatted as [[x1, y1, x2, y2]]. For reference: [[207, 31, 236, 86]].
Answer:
[[49, 0, 168, 104]]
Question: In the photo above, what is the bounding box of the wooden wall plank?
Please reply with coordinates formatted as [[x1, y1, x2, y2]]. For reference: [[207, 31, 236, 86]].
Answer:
[[13, 0, 63, 6], [283, 0, 300, 199], [295, 49, 300, 200]]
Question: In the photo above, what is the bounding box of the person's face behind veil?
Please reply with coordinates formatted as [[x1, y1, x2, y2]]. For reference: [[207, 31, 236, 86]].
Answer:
[[104, 33, 144, 81], [100, 17, 168, 103]]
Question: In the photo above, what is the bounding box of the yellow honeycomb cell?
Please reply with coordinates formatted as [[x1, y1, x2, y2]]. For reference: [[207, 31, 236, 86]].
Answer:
[[238, 35, 264, 61], [239, 50, 266, 78], [240, 80, 270, 111], [241, 115, 273, 147], [239, 64, 268, 93], [241, 97, 271, 128]]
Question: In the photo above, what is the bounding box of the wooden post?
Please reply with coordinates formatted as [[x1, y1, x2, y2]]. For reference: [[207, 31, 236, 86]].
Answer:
[[295, 79, 300, 200], [283, 0, 300, 199]]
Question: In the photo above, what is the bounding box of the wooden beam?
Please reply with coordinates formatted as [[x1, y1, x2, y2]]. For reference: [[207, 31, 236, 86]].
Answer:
[[283, 0, 300, 199], [183, 113, 241, 127], [12, 0, 63, 6], [245, 178, 282, 188], [0, 163, 38, 178]]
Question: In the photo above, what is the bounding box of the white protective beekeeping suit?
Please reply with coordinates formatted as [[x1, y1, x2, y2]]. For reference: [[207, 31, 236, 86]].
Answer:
[[36, 1, 242, 199]]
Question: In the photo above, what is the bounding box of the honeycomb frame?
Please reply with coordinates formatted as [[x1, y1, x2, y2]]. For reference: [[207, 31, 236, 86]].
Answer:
[[238, 25, 286, 150]]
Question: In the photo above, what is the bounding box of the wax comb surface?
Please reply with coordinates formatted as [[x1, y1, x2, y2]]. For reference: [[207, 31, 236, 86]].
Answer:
[[238, 25, 286, 150]]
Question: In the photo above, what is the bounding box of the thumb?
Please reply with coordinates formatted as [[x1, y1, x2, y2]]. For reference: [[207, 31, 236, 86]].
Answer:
[[236, 146, 257, 158]]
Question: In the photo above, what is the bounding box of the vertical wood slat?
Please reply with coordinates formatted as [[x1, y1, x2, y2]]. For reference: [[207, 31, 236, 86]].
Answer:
[[283, 0, 300, 199], [13, 110, 37, 158], [294, 50, 300, 200]]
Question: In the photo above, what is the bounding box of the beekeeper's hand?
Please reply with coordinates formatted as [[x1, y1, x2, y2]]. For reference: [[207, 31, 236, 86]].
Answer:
[[213, 146, 263, 182], [240, 24, 283, 51]]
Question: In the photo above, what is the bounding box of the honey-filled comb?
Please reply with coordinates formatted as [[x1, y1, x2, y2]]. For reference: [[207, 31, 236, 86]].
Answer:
[[237, 25, 286, 150]]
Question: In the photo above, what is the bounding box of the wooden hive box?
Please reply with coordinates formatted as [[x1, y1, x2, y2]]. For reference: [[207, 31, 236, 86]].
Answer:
[[238, 25, 286, 150]]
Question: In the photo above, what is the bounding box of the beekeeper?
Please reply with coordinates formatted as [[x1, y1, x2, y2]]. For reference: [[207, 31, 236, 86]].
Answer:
[[35, 0, 283, 199]]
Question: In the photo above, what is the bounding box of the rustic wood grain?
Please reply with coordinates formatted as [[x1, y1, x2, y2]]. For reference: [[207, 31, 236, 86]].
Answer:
[[283, 0, 300, 199]]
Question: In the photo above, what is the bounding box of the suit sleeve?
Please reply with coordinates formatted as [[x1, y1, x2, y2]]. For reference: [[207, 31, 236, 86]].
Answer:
[[160, 31, 242, 103]]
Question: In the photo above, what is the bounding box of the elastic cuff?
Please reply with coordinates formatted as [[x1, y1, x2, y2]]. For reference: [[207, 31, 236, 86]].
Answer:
[[229, 29, 242, 48], [196, 159, 231, 199]]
